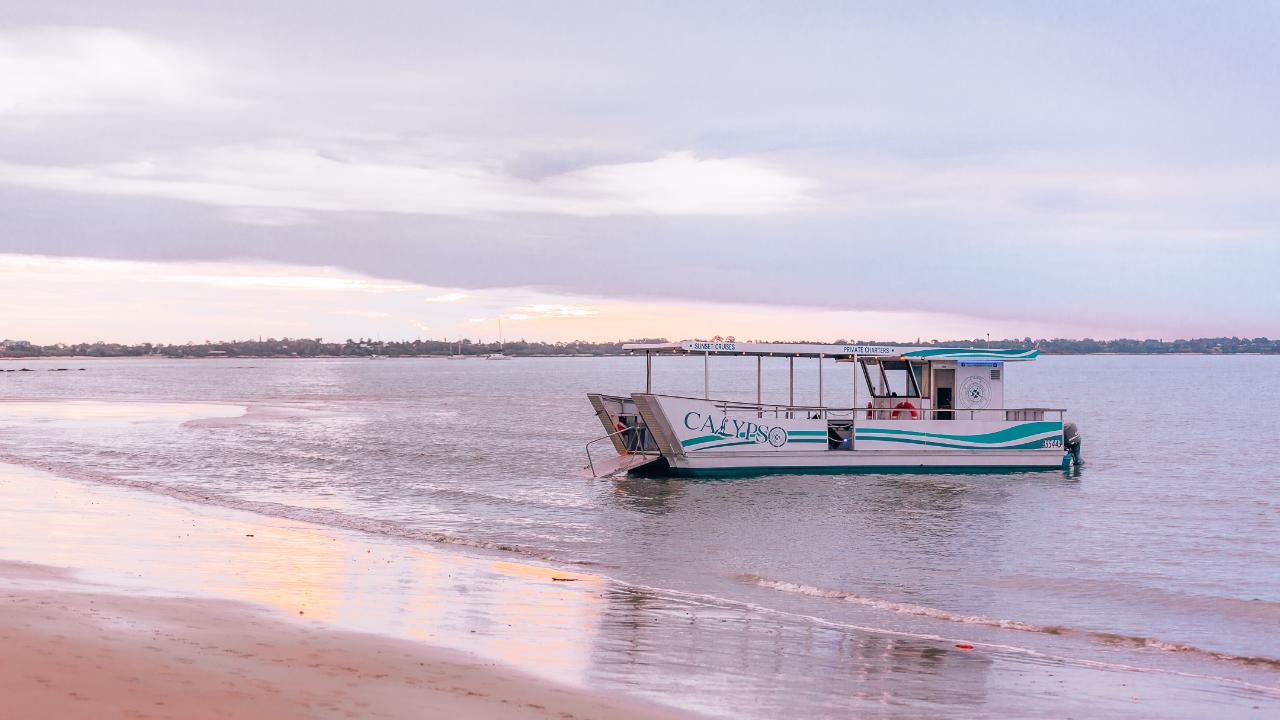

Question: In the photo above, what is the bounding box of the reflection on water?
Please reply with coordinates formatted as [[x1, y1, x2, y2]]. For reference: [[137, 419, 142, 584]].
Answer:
[[0, 400, 243, 423], [0, 466, 604, 686], [587, 585, 994, 718], [609, 476, 690, 514]]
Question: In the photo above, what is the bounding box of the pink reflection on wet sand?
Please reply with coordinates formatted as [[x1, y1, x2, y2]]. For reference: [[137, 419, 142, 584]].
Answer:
[[0, 463, 605, 686]]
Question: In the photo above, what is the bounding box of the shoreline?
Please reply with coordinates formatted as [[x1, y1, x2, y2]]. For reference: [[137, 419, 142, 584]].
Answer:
[[1, 560, 687, 720], [0, 463, 693, 720]]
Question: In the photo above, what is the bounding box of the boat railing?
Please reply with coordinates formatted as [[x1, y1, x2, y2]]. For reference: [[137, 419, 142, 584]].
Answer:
[[856, 407, 1066, 422], [652, 394, 1064, 422], [585, 426, 629, 477], [585, 425, 657, 477]]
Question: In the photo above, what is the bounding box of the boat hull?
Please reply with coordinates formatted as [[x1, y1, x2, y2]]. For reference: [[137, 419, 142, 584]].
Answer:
[[610, 393, 1067, 477], [663, 450, 1064, 477]]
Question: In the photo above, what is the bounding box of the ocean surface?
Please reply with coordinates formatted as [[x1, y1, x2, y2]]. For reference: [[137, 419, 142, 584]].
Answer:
[[1, 354, 1278, 718]]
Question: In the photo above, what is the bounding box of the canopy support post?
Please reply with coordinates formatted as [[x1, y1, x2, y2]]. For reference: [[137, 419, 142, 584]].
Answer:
[[851, 355, 859, 408], [747, 356, 757, 407], [703, 351, 709, 400], [851, 354, 858, 450], [788, 356, 794, 408], [645, 352, 652, 393], [818, 355, 824, 409]]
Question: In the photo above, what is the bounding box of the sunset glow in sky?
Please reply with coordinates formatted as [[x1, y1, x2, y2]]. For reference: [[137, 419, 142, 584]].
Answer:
[[2, 2, 1277, 343]]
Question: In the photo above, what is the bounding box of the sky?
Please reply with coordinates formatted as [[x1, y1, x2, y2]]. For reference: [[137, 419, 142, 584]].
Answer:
[[1, 1, 1277, 344]]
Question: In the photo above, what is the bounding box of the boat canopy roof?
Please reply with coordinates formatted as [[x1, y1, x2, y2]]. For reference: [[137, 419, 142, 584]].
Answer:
[[621, 341, 1039, 362]]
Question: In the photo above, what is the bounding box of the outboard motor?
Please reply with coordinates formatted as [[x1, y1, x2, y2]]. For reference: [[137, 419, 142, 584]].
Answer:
[[1062, 421, 1082, 470]]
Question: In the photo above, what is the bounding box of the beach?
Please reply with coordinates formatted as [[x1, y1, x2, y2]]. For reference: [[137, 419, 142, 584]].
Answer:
[[0, 463, 688, 720], [0, 561, 683, 720]]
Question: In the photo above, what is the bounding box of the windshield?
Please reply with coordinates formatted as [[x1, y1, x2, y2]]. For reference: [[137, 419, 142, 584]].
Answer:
[[861, 359, 922, 398]]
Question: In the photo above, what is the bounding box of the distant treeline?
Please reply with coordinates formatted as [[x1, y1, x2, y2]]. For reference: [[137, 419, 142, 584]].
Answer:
[[2, 336, 1278, 358]]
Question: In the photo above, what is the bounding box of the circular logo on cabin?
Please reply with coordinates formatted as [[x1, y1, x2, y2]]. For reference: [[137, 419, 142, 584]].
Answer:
[[767, 427, 788, 447], [960, 376, 991, 409]]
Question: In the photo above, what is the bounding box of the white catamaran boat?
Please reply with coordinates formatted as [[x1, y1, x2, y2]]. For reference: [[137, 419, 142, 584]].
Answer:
[[586, 341, 1081, 477]]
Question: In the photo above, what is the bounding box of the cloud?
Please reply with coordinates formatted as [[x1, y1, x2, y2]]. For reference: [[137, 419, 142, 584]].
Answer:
[[550, 152, 814, 215], [0, 251, 1262, 343], [0, 254, 417, 293], [424, 292, 470, 303], [508, 304, 601, 320], [0, 6, 1277, 338], [469, 305, 600, 322], [163, 273, 414, 292], [0, 145, 815, 218], [224, 207, 312, 226], [0, 26, 216, 117]]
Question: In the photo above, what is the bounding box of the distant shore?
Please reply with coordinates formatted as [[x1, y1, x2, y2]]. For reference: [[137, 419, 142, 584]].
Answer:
[[0, 354, 630, 361], [2, 335, 1276, 360], [3, 351, 1277, 362]]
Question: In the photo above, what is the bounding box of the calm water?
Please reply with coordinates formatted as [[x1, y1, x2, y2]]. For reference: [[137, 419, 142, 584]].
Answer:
[[1, 355, 1278, 718]]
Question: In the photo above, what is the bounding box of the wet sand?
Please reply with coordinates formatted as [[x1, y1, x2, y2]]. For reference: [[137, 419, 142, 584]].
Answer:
[[0, 468, 689, 720]]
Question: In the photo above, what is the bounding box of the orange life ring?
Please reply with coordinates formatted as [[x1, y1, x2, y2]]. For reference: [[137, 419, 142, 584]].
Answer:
[[891, 401, 919, 420]]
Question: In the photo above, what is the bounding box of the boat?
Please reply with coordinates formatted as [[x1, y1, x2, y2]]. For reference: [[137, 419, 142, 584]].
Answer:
[[486, 319, 513, 360], [585, 341, 1081, 477]]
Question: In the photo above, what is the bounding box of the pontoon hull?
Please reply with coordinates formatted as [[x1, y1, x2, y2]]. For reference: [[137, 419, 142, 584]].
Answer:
[[588, 392, 1069, 477], [661, 451, 1064, 477]]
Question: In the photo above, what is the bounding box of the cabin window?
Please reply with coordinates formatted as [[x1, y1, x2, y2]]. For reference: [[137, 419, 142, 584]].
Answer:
[[912, 361, 929, 397], [863, 359, 922, 398]]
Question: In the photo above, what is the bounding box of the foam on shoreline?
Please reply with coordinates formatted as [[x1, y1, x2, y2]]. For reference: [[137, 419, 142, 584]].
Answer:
[[739, 573, 1280, 672], [0, 452, 599, 566]]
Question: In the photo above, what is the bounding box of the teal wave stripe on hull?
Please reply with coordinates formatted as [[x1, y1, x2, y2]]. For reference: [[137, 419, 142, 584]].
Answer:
[[688, 440, 759, 451], [854, 422, 1061, 444], [852, 436, 1055, 451], [681, 434, 729, 447], [685, 429, 833, 452], [787, 429, 828, 445]]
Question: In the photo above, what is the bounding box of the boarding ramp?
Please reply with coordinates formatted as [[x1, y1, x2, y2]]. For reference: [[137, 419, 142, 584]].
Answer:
[[587, 393, 630, 455], [580, 450, 664, 478], [630, 393, 686, 462]]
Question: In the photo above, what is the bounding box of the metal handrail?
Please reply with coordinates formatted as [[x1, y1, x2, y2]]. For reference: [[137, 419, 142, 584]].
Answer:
[[646, 392, 1063, 412], [635, 393, 1064, 421], [585, 425, 643, 477], [857, 408, 1065, 421]]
